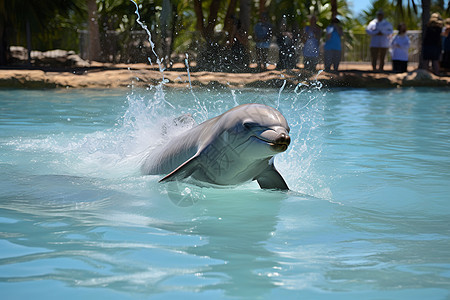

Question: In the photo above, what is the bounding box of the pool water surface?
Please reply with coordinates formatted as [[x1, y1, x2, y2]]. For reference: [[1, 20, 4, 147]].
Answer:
[[0, 87, 449, 299]]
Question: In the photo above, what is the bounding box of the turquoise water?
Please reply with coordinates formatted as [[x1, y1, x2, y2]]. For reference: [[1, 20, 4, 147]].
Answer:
[[0, 87, 449, 299]]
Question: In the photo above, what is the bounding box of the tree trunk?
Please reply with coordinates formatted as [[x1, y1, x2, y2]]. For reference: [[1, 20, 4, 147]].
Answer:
[[224, 0, 238, 34], [331, 0, 338, 19], [160, 0, 172, 66], [0, 0, 8, 65], [168, 1, 178, 67], [26, 20, 31, 65], [259, 0, 266, 16], [0, 22, 7, 65], [194, 0, 222, 43], [205, 0, 222, 40], [86, 0, 101, 62], [419, 0, 431, 69], [239, 0, 251, 34], [193, 0, 206, 37]]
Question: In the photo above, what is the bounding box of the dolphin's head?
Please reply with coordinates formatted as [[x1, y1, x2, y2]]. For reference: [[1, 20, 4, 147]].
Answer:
[[222, 104, 291, 157], [242, 105, 290, 153], [245, 120, 291, 152]]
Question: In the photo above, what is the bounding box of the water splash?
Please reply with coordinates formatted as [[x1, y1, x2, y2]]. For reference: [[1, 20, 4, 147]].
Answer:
[[277, 79, 287, 109], [274, 70, 329, 198], [231, 90, 239, 106], [131, 0, 161, 72], [184, 53, 192, 89], [130, 0, 175, 111], [90, 2, 329, 196], [185, 53, 208, 121]]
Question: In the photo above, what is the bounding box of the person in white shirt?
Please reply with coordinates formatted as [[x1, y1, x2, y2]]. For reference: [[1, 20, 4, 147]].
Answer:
[[391, 23, 410, 73], [366, 9, 393, 71]]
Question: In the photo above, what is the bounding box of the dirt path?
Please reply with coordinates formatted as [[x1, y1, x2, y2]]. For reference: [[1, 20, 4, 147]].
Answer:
[[0, 63, 449, 89]]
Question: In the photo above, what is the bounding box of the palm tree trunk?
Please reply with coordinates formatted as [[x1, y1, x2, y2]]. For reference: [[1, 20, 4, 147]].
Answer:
[[205, 0, 222, 40], [0, 22, 7, 65], [331, 0, 338, 19], [0, 0, 8, 65], [193, 0, 206, 38], [419, 0, 431, 69], [86, 0, 101, 62], [194, 0, 223, 43], [224, 0, 238, 34], [259, 0, 266, 15], [26, 20, 31, 65], [239, 0, 251, 34], [161, 0, 172, 66]]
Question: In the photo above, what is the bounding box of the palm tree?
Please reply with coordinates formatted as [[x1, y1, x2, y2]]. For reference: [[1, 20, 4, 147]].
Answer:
[[0, 0, 8, 65], [331, 0, 338, 19], [0, 0, 83, 66], [239, 0, 251, 34], [193, 0, 223, 43], [86, 0, 101, 62]]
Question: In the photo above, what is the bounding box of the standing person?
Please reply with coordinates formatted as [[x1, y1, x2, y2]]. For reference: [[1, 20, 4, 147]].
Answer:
[[441, 18, 450, 70], [391, 23, 410, 73], [324, 18, 343, 72], [254, 12, 273, 71], [366, 9, 393, 71], [276, 22, 296, 70], [302, 15, 321, 72], [422, 13, 443, 75]]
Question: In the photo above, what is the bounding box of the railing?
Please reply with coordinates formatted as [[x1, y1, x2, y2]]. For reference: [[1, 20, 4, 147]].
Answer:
[[78, 29, 422, 65], [341, 30, 421, 63]]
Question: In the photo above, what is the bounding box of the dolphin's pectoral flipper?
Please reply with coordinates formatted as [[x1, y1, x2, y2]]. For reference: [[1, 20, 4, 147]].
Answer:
[[159, 154, 200, 183], [255, 165, 289, 191]]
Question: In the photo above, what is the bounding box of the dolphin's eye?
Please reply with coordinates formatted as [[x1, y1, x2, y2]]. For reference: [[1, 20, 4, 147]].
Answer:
[[243, 122, 258, 129]]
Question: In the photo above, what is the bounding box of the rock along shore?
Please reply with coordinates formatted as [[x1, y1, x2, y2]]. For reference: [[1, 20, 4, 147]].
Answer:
[[0, 66, 449, 89]]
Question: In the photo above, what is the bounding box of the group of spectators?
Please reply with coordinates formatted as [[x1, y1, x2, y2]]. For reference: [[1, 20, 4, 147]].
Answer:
[[253, 14, 342, 72], [248, 10, 450, 74], [422, 13, 450, 75], [367, 9, 450, 75]]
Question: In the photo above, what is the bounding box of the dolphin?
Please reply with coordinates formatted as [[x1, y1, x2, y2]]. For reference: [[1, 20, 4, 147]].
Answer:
[[141, 103, 291, 190]]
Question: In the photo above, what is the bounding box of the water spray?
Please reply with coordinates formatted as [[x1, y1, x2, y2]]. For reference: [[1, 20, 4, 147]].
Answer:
[[130, 0, 174, 109]]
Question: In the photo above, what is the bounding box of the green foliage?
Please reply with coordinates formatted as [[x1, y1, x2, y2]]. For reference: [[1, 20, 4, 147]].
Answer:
[[3, 0, 85, 51], [265, 0, 355, 36], [359, 0, 420, 30], [3, 0, 438, 64], [359, 0, 395, 26], [171, 1, 199, 55], [430, 0, 449, 18]]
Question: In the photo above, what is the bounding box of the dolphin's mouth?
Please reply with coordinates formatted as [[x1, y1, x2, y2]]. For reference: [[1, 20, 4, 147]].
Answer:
[[271, 142, 289, 152], [254, 134, 290, 152]]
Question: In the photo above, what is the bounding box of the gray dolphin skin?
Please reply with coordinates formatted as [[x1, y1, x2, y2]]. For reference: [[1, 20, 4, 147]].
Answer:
[[141, 103, 291, 190]]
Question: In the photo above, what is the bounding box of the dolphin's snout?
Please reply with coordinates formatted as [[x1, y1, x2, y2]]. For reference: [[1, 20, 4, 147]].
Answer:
[[276, 133, 290, 146], [271, 132, 290, 152]]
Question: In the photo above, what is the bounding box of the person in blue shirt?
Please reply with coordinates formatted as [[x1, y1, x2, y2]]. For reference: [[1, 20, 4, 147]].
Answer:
[[324, 18, 343, 72], [254, 12, 273, 71], [302, 15, 321, 72]]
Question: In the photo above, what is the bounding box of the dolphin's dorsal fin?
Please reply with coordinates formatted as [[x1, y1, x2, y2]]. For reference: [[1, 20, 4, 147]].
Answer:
[[159, 153, 200, 182], [255, 163, 289, 191]]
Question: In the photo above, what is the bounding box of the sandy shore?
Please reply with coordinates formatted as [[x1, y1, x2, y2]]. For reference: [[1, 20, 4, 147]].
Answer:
[[0, 63, 449, 89]]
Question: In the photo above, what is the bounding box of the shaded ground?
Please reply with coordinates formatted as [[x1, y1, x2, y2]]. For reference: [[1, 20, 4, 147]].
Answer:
[[0, 62, 449, 89]]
